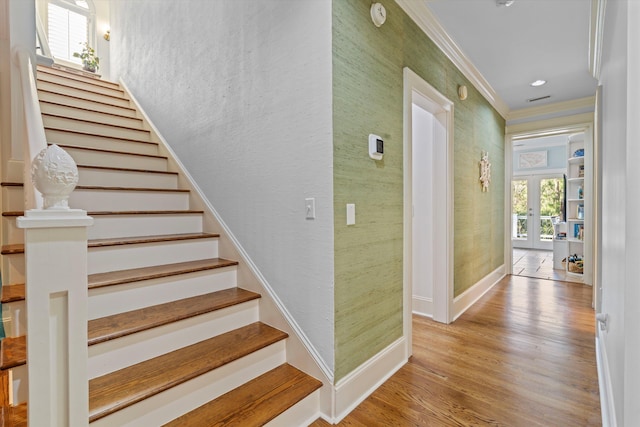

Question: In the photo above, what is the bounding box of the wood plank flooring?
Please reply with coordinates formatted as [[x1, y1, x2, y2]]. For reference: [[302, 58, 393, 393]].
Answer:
[[311, 275, 601, 426]]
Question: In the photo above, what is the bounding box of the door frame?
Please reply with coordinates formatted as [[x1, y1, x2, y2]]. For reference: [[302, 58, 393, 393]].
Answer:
[[403, 67, 454, 358], [505, 119, 595, 288]]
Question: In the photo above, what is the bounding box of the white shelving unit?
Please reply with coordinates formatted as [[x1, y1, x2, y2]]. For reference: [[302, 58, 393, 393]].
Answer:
[[564, 134, 586, 278]]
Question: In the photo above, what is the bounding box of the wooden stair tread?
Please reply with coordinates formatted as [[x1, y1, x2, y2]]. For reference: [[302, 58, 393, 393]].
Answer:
[[38, 64, 121, 89], [163, 363, 322, 427], [0, 245, 22, 255], [42, 112, 151, 133], [75, 185, 189, 193], [88, 287, 260, 345], [88, 210, 204, 216], [77, 164, 178, 176], [89, 322, 288, 422], [89, 232, 219, 247], [88, 258, 238, 289], [37, 90, 138, 114], [2, 181, 189, 192], [1, 233, 219, 255], [1, 336, 26, 370], [0, 402, 27, 427], [37, 80, 127, 102], [1, 284, 25, 303], [3, 210, 204, 217], [44, 126, 157, 145], [51, 143, 168, 160], [39, 99, 141, 121]]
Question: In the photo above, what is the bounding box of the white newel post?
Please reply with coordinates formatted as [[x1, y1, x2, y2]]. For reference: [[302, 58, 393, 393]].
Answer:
[[16, 145, 93, 426]]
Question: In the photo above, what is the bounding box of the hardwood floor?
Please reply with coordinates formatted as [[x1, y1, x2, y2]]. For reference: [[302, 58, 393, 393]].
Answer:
[[311, 275, 601, 426]]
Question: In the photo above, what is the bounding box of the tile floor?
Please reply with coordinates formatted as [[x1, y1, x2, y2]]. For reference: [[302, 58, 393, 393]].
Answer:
[[512, 248, 581, 283]]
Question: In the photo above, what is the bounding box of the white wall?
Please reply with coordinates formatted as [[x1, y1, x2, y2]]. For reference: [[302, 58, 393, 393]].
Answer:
[[109, 0, 335, 370], [623, 2, 640, 424], [599, 0, 640, 424]]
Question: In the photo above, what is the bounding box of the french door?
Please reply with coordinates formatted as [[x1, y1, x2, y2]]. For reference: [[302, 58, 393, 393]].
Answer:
[[512, 175, 564, 250]]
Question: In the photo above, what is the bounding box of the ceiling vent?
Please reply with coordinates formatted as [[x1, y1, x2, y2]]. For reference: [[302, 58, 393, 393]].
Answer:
[[527, 95, 551, 103]]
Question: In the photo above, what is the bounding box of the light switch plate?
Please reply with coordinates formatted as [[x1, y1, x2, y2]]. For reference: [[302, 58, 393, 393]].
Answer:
[[346, 203, 355, 225], [305, 198, 316, 219]]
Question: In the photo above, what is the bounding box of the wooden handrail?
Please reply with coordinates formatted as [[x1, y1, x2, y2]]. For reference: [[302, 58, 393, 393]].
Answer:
[[13, 46, 46, 210]]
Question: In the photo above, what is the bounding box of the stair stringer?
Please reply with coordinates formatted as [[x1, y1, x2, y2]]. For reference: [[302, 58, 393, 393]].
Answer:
[[119, 79, 334, 422]]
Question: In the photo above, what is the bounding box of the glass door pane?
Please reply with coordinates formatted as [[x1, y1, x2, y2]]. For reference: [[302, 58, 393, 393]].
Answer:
[[538, 178, 564, 244], [512, 179, 529, 246]]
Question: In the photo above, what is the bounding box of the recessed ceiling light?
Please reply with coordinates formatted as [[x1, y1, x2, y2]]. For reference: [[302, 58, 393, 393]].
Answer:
[[496, 0, 515, 7], [530, 79, 547, 87]]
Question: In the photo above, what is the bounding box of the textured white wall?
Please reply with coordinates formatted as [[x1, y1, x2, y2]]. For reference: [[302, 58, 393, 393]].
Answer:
[[599, 0, 640, 424], [109, 0, 334, 370]]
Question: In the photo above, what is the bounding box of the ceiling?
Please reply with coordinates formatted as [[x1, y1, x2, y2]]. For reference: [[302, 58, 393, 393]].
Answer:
[[423, 0, 598, 113]]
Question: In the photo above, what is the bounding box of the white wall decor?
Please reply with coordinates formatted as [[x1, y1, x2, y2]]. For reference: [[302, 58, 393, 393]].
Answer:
[[518, 150, 548, 168], [479, 151, 491, 192]]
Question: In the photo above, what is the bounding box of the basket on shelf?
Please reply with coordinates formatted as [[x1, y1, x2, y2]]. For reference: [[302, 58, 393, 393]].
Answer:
[[564, 254, 584, 274]]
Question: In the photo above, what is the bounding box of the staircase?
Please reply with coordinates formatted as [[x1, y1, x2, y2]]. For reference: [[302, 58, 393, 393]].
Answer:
[[0, 65, 322, 426]]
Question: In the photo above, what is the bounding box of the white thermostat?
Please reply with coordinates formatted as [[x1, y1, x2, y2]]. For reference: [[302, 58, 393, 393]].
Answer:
[[369, 134, 384, 160]]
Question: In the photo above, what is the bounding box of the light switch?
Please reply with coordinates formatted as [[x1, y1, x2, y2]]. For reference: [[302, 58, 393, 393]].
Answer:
[[346, 203, 355, 225], [305, 198, 316, 219]]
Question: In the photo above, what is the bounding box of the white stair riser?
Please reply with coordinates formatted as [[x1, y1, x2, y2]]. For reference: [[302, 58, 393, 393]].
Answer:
[[1, 239, 218, 281], [38, 90, 138, 118], [45, 128, 159, 156], [265, 391, 321, 427], [2, 187, 24, 214], [38, 73, 126, 98], [88, 238, 219, 274], [37, 81, 131, 108], [37, 68, 121, 89], [2, 212, 203, 246], [9, 364, 28, 405], [43, 115, 151, 142], [64, 147, 168, 172], [3, 187, 189, 212], [88, 300, 259, 379], [70, 189, 189, 211], [2, 255, 24, 286], [79, 168, 178, 189], [88, 267, 237, 319], [1, 300, 26, 338], [40, 102, 145, 129], [89, 341, 286, 427], [3, 218, 24, 245], [88, 214, 203, 240]]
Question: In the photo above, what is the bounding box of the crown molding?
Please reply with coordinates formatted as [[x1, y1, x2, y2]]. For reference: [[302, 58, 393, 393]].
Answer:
[[507, 96, 596, 122], [589, 0, 607, 80], [506, 112, 594, 136], [395, 0, 510, 118]]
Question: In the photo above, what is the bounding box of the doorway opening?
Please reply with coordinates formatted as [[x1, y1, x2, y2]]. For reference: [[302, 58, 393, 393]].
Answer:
[[507, 128, 594, 287], [403, 67, 453, 357]]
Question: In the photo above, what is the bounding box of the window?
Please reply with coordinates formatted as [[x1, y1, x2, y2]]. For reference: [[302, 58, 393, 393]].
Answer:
[[46, 0, 94, 64]]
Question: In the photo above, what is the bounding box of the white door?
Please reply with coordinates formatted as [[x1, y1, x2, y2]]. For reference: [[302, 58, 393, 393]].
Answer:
[[512, 175, 564, 250], [411, 102, 435, 317]]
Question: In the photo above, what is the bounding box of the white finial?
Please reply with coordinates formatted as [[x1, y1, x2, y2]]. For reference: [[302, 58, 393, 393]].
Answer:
[[31, 144, 79, 209]]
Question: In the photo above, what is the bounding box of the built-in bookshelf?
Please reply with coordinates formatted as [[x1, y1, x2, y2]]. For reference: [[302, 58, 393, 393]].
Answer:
[[564, 134, 586, 276]]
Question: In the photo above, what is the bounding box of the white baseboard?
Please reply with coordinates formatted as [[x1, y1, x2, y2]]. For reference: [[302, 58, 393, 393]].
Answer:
[[331, 337, 407, 423], [412, 295, 433, 318], [452, 265, 505, 321], [596, 331, 617, 427]]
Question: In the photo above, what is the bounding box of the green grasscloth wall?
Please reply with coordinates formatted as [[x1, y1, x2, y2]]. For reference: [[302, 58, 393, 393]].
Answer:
[[333, 0, 505, 381]]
